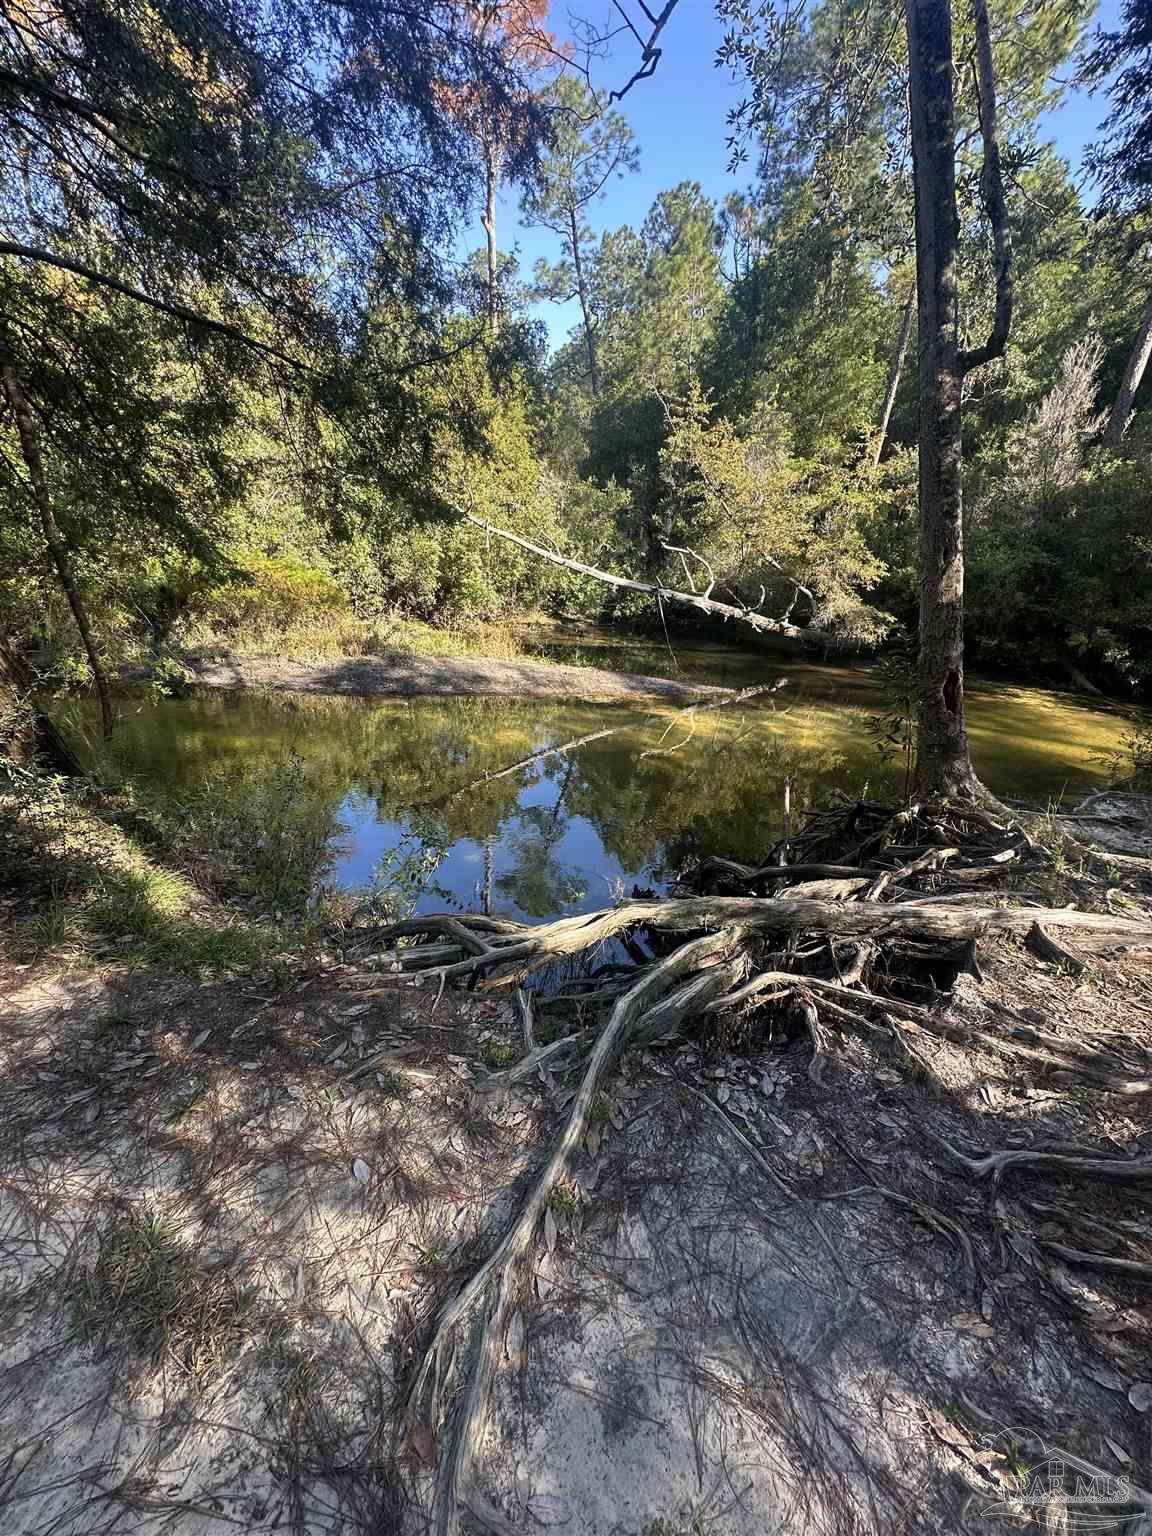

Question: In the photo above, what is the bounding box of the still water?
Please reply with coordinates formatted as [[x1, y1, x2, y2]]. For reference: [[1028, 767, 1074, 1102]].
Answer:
[[64, 638, 1134, 923]]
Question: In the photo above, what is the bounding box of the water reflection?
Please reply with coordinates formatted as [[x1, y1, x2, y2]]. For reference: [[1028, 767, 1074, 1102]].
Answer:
[[60, 659, 1127, 923]]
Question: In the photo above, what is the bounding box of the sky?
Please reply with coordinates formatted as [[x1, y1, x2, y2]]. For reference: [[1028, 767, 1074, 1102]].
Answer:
[[471, 0, 1124, 352]]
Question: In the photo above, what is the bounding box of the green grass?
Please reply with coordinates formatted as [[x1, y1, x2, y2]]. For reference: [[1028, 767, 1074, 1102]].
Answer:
[[12, 866, 274, 973], [70, 1205, 260, 1376], [373, 1068, 412, 1099], [481, 1039, 515, 1069]]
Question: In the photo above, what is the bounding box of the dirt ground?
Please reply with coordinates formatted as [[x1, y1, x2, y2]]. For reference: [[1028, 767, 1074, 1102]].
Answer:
[[176, 650, 727, 704], [3, 925, 1152, 1535]]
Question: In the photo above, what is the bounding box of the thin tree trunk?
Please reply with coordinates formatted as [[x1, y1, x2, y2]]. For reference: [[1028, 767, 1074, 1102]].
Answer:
[[871, 283, 916, 466], [569, 208, 601, 397], [904, 0, 1011, 800], [481, 139, 501, 340], [1105, 290, 1152, 448], [0, 639, 82, 774], [0, 359, 115, 738], [905, 0, 971, 799]]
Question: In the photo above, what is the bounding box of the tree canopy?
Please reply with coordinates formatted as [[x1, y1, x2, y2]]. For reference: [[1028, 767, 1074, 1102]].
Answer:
[[4, 0, 1152, 766]]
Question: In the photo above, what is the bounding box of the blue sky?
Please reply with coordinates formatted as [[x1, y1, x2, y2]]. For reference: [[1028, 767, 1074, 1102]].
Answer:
[[470, 0, 1124, 351]]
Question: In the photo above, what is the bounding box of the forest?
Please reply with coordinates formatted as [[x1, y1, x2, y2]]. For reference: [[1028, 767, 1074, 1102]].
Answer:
[[3, 0, 1152, 786], [7, 4, 1152, 1536]]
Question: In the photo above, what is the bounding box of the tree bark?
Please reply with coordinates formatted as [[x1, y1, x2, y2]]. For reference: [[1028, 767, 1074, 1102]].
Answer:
[[904, 0, 1011, 799], [1105, 289, 1152, 448], [0, 359, 115, 738], [871, 283, 915, 467], [905, 0, 971, 799], [481, 140, 501, 340], [569, 207, 601, 397]]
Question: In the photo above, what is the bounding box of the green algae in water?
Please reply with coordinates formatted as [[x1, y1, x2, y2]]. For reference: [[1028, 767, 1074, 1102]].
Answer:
[[58, 654, 1133, 923]]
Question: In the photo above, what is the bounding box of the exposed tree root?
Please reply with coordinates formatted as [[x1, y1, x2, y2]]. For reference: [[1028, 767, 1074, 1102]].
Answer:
[[472, 1029, 591, 1095], [377, 896, 1151, 990], [387, 793, 1152, 1533], [932, 1137, 1152, 1184], [1039, 1242, 1152, 1280], [406, 929, 744, 1536], [1027, 920, 1087, 976]]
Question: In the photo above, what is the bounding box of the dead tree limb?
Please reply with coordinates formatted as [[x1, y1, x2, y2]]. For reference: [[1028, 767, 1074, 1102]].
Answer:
[[609, 0, 682, 100], [462, 513, 813, 640]]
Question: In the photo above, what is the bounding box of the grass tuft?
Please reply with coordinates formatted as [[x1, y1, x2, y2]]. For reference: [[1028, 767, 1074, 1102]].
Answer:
[[70, 1205, 260, 1377]]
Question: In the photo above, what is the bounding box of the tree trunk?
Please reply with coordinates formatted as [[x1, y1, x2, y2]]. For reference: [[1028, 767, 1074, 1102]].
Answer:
[[0, 640, 83, 774], [871, 283, 916, 467], [569, 208, 601, 397], [0, 359, 115, 739], [481, 139, 501, 340], [904, 0, 1011, 800], [905, 0, 972, 799], [1105, 289, 1152, 448]]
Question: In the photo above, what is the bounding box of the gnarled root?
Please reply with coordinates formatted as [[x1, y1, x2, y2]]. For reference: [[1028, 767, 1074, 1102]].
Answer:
[[406, 928, 746, 1536], [931, 1135, 1152, 1184], [388, 794, 1152, 1531], [384, 895, 1151, 991]]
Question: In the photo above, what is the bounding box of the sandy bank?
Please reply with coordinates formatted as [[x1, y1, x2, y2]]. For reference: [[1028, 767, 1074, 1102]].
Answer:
[[183, 648, 727, 703]]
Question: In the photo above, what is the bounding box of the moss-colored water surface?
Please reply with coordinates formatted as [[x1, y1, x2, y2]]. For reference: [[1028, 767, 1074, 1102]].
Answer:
[[60, 638, 1136, 923]]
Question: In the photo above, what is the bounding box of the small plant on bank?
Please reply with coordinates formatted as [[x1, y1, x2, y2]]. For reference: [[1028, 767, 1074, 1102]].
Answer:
[[546, 1183, 579, 1218], [588, 1093, 611, 1125], [374, 1068, 412, 1099], [481, 1039, 515, 1070], [1099, 716, 1152, 791], [412, 1238, 450, 1269], [865, 637, 918, 800], [70, 1204, 259, 1376]]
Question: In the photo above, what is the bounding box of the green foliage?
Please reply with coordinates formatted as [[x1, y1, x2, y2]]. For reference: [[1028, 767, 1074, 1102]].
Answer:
[[122, 753, 341, 916], [964, 339, 1152, 687], [657, 380, 887, 640], [1101, 718, 1152, 790], [865, 640, 919, 800], [196, 558, 346, 637], [2, 777, 275, 973], [6, 0, 1152, 799]]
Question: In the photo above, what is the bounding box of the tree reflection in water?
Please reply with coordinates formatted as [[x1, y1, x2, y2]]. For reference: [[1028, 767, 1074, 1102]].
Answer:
[[62, 671, 1116, 922]]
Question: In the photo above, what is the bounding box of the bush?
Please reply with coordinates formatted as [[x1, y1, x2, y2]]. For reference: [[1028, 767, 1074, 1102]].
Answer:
[[195, 556, 347, 637]]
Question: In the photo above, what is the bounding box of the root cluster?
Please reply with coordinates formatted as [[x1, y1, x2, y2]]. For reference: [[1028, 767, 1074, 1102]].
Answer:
[[370, 795, 1152, 1535]]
